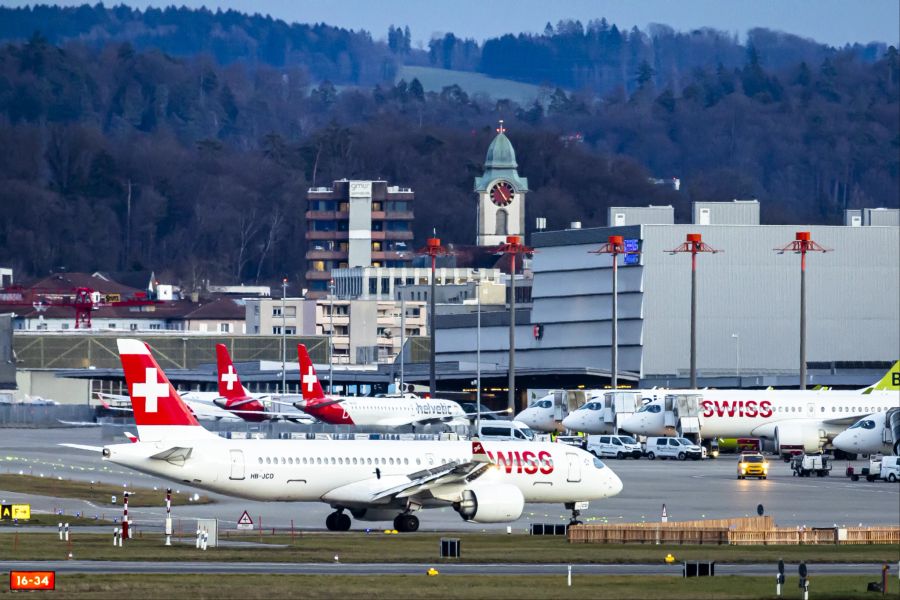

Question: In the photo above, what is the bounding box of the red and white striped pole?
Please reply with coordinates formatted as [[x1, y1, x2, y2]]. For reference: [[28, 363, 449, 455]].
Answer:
[[165, 488, 172, 546], [121, 491, 130, 541]]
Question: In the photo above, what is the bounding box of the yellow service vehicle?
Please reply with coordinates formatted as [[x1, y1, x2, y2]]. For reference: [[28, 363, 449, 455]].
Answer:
[[737, 453, 769, 480]]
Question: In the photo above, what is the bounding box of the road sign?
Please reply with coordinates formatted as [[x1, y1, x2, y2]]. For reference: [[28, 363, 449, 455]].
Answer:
[[0, 504, 29, 520], [237, 510, 254, 530]]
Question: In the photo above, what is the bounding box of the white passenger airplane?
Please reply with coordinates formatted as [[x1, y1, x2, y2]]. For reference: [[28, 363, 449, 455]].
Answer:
[[293, 344, 495, 429], [618, 363, 900, 457], [832, 409, 900, 456], [68, 339, 622, 532]]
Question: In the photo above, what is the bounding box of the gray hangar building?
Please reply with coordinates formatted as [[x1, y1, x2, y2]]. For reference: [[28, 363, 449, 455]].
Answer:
[[435, 222, 899, 389]]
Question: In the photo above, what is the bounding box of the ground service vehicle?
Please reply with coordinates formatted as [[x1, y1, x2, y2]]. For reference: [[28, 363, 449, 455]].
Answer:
[[790, 453, 831, 477], [737, 453, 769, 479], [588, 435, 643, 459], [645, 437, 703, 461], [476, 420, 536, 442]]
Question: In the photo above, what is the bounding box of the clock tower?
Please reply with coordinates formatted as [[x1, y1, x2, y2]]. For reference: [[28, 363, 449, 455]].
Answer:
[[475, 121, 528, 246]]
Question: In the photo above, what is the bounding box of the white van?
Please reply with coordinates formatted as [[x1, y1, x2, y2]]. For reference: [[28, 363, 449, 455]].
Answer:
[[879, 456, 899, 482], [588, 434, 643, 459], [645, 437, 703, 461], [477, 420, 536, 442]]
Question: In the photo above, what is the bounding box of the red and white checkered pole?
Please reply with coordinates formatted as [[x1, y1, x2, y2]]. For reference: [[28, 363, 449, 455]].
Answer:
[[165, 488, 172, 546], [121, 491, 130, 540]]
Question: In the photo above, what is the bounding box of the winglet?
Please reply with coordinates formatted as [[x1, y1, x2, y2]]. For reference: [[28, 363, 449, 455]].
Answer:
[[124, 432, 138, 443]]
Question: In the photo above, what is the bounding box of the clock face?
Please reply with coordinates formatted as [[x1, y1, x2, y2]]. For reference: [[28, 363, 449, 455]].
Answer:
[[490, 181, 514, 207]]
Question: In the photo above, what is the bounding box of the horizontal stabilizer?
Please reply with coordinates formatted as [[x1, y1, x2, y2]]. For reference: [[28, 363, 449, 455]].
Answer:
[[58, 443, 104, 452]]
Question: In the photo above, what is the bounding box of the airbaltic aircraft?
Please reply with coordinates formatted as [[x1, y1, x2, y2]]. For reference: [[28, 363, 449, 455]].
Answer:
[[71, 339, 622, 532], [618, 363, 900, 456], [293, 344, 495, 429]]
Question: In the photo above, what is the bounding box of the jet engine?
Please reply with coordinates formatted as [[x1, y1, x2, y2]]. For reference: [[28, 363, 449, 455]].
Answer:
[[774, 422, 825, 455], [454, 484, 525, 523]]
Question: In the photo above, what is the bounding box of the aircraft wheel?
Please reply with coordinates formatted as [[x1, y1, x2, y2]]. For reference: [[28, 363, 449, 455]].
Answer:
[[336, 513, 351, 531], [647, 452, 656, 460], [394, 513, 419, 532], [325, 512, 338, 531]]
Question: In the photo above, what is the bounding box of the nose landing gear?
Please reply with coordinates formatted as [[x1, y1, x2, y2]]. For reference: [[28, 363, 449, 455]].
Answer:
[[565, 502, 583, 526], [325, 509, 352, 531], [393, 513, 419, 532]]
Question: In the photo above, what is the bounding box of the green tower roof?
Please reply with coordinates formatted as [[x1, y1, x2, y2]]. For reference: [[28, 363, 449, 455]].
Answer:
[[484, 132, 518, 169]]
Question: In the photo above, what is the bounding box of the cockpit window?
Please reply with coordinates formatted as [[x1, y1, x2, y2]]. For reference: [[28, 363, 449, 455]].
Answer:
[[638, 404, 661, 413], [531, 399, 552, 409], [592, 457, 606, 469], [582, 402, 602, 411], [849, 420, 876, 430]]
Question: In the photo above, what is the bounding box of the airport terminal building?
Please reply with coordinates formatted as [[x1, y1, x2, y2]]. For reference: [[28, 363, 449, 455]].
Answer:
[[436, 217, 899, 389]]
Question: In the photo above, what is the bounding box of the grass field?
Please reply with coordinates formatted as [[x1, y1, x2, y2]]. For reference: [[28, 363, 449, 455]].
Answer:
[[0, 474, 211, 508], [0, 514, 112, 527], [397, 65, 545, 105], [2, 532, 898, 564], [27, 574, 900, 599]]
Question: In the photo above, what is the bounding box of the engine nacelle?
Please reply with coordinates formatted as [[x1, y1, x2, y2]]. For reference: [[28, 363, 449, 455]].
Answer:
[[774, 422, 824, 456], [454, 484, 525, 523]]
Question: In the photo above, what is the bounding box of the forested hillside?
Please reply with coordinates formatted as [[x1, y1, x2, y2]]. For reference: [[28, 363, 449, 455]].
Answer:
[[0, 8, 896, 291]]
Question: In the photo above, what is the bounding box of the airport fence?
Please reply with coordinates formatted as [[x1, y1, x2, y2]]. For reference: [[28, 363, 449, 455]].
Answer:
[[568, 517, 900, 546]]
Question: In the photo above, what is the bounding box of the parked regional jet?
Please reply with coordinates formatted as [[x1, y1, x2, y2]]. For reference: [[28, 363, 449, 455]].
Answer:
[[293, 344, 502, 429], [618, 363, 900, 457], [833, 409, 900, 456], [65, 339, 623, 532]]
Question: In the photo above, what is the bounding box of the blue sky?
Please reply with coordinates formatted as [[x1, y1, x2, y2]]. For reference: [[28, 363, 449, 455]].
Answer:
[[3, 0, 898, 48]]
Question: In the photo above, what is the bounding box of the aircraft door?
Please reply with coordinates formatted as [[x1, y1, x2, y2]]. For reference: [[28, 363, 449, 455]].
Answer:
[[229, 449, 245, 480], [566, 453, 582, 483]]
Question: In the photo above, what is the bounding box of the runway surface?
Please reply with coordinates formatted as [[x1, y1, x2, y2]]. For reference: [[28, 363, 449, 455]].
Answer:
[[2, 428, 899, 531], [0, 560, 888, 576]]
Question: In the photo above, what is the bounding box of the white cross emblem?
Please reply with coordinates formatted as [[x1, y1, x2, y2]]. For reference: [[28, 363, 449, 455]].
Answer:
[[302, 366, 317, 393], [133, 367, 168, 413], [221, 365, 238, 391]]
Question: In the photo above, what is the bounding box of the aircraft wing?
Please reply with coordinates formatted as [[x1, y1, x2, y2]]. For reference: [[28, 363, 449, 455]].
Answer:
[[320, 442, 492, 506]]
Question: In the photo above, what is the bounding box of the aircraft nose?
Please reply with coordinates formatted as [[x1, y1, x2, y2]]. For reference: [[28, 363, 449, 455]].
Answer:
[[832, 431, 855, 453], [607, 469, 624, 497], [561, 414, 579, 431], [619, 415, 641, 434]]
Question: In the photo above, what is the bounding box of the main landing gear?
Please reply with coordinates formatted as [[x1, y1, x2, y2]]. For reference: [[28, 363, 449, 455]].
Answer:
[[393, 513, 419, 532], [325, 509, 351, 531]]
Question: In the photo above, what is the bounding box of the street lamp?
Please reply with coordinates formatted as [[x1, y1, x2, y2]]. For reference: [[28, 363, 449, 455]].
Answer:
[[731, 333, 740, 381], [475, 270, 482, 434], [281, 278, 287, 395], [329, 278, 335, 394]]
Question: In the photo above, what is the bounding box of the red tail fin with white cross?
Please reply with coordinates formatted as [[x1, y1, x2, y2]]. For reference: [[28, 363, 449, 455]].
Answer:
[[297, 344, 327, 403], [117, 339, 213, 441], [216, 344, 249, 400]]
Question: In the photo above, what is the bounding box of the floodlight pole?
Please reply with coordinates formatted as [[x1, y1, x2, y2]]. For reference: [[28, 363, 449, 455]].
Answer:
[[667, 233, 720, 389], [281, 278, 287, 395], [775, 231, 830, 390], [495, 235, 534, 413], [590, 235, 640, 389], [417, 237, 449, 397]]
